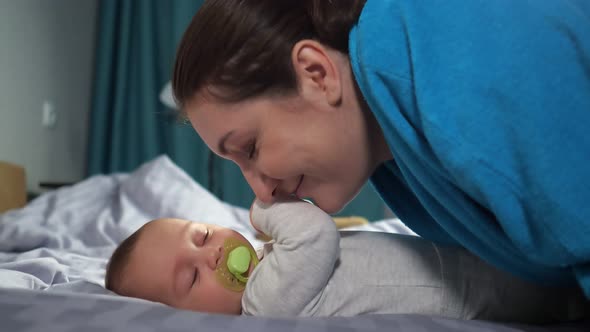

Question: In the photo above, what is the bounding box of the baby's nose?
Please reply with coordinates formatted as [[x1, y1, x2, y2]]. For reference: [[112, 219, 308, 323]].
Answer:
[[205, 245, 222, 270]]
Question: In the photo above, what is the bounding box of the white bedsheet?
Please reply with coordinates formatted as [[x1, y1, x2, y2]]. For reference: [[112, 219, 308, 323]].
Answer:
[[0, 155, 414, 294]]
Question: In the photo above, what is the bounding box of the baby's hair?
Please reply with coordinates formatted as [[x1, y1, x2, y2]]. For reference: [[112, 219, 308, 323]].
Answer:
[[172, 0, 366, 113], [105, 228, 145, 294]]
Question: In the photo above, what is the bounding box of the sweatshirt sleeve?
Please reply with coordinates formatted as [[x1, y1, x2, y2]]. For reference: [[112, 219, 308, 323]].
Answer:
[[241, 198, 340, 316]]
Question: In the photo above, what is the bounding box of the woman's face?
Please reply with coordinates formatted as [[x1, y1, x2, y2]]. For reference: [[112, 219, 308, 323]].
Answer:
[[186, 93, 378, 214], [185, 46, 391, 214]]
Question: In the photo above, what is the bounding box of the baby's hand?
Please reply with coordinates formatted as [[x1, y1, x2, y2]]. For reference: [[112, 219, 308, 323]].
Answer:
[[249, 197, 308, 241]]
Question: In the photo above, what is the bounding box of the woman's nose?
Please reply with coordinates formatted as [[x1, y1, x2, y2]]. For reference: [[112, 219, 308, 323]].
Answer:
[[243, 169, 278, 203]]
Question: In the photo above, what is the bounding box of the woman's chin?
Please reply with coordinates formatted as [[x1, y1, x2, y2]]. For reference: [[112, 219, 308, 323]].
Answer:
[[315, 198, 346, 215]]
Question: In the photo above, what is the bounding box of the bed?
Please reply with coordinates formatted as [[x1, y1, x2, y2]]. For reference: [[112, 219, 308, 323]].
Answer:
[[1, 155, 588, 331]]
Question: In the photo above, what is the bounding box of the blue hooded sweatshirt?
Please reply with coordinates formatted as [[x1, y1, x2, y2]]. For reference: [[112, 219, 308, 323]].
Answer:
[[349, 0, 590, 296]]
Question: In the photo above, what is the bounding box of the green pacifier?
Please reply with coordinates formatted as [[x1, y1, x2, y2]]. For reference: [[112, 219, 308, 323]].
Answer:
[[227, 246, 252, 283], [214, 238, 259, 292]]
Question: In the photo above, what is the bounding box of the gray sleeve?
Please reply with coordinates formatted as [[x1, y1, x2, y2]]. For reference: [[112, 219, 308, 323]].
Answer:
[[241, 198, 340, 316]]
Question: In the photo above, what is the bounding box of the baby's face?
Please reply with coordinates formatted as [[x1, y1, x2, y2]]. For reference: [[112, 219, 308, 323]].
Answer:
[[120, 218, 254, 314]]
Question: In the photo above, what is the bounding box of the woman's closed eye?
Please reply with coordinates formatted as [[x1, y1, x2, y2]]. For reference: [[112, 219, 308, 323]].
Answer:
[[246, 140, 256, 160]]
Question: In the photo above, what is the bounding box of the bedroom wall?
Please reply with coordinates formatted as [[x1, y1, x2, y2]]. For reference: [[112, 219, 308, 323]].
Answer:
[[0, 0, 98, 193]]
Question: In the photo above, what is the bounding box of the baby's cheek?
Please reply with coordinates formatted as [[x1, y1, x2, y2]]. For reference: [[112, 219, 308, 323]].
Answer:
[[204, 278, 243, 314]]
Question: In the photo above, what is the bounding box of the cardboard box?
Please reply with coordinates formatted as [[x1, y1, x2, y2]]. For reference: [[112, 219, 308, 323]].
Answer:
[[0, 161, 26, 213]]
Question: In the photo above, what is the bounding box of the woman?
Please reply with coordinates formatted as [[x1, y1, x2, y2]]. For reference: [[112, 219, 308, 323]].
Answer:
[[171, 0, 590, 298]]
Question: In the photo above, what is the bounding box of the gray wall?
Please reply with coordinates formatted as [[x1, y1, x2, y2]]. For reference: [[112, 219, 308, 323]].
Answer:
[[0, 0, 98, 192]]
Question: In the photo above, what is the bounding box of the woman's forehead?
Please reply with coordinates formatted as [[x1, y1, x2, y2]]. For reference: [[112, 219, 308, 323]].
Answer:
[[186, 102, 260, 149]]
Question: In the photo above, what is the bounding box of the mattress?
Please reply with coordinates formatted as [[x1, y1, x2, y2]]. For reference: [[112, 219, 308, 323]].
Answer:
[[2, 287, 588, 332]]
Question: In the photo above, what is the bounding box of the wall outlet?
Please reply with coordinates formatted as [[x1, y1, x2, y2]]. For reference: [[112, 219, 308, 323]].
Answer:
[[42, 101, 57, 128]]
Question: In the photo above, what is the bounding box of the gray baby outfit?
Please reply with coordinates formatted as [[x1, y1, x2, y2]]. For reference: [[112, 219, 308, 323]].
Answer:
[[243, 199, 590, 322]]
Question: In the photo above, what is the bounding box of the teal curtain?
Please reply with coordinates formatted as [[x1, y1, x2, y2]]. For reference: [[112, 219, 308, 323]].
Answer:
[[335, 184, 385, 220], [87, 0, 208, 181], [87, 0, 385, 220]]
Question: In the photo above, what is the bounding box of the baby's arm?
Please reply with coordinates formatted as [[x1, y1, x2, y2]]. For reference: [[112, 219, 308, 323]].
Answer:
[[242, 198, 340, 316]]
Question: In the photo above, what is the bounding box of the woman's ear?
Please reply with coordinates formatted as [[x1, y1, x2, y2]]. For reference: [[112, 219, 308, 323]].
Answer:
[[291, 40, 343, 107]]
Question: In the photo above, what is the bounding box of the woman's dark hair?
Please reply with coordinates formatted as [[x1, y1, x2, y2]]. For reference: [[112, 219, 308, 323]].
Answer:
[[172, 0, 366, 110]]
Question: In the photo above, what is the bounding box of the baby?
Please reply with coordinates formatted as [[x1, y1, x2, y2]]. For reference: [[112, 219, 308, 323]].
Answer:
[[105, 199, 590, 321]]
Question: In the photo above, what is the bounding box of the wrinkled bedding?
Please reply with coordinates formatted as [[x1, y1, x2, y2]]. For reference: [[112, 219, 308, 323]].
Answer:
[[1, 156, 589, 331], [0, 155, 414, 294]]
